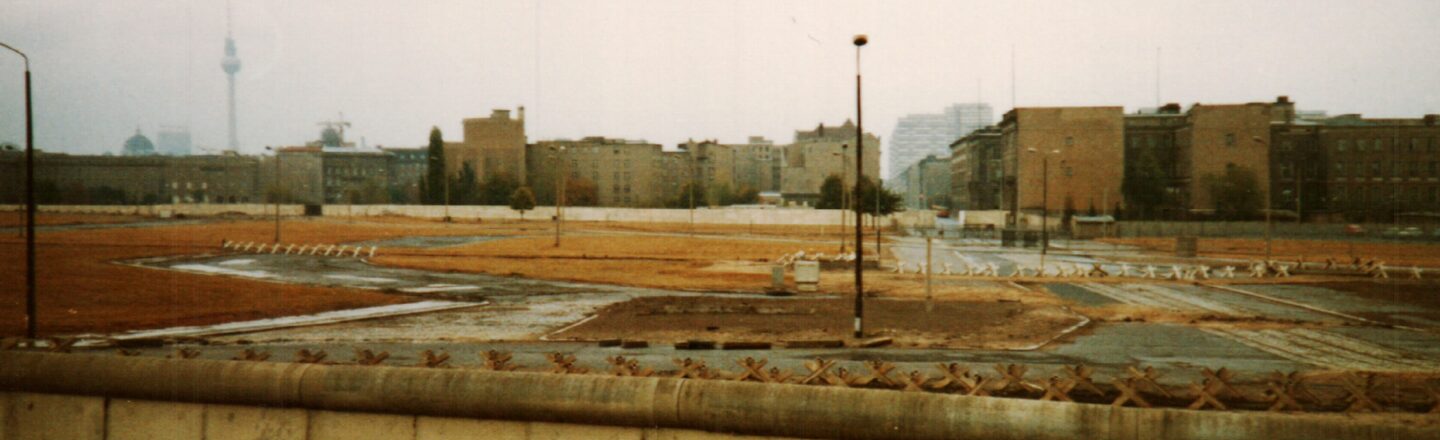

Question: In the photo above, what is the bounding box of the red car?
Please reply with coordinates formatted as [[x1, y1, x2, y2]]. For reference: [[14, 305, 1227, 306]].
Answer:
[[1344, 224, 1365, 235]]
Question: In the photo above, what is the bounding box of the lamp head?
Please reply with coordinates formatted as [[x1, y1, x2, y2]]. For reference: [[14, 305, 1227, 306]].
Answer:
[[853, 35, 868, 47]]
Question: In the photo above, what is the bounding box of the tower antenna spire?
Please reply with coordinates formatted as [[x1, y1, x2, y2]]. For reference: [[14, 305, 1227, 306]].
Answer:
[[221, 0, 242, 151]]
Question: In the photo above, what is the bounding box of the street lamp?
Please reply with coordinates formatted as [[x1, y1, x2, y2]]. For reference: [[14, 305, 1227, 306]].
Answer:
[[1, 41, 37, 342], [833, 145, 850, 253], [1027, 147, 1060, 269], [852, 33, 867, 339], [1251, 136, 1271, 261], [678, 143, 699, 236], [549, 145, 567, 247], [264, 146, 282, 243]]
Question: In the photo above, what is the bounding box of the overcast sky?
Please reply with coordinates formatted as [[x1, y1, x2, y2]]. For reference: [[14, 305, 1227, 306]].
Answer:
[[2, 0, 1438, 176]]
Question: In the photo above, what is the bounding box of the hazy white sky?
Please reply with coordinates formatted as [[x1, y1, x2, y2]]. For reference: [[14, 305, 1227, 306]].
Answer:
[[1, 0, 1438, 176]]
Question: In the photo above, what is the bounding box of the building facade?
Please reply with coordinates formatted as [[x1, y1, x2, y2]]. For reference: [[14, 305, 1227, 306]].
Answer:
[[999, 107, 1126, 224], [887, 103, 992, 181], [895, 155, 950, 210], [456, 108, 528, 185], [949, 126, 1002, 211]]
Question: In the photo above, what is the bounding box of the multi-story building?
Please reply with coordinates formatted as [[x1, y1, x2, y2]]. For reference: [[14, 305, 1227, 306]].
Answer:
[[888, 103, 992, 181], [949, 126, 1002, 210], [382, 147, 427, 204], [526, 137, 669, 207], [1121, 103, 1187, 218], [676, 136, 782, 197], [780, 120, 881, 205], [456, 108, 527, 184], [1276, 111, 1440, 222], [0, 150, 262, 205], [999, 107, 1126, 224], [895, 155, 950, 210]]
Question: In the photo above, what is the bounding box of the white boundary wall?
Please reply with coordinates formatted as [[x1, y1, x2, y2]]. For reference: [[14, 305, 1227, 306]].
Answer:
[[2, 204, 935, 228]]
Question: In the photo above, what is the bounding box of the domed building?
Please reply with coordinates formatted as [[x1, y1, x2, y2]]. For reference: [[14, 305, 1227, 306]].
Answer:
[[122, 129, 156, 156]]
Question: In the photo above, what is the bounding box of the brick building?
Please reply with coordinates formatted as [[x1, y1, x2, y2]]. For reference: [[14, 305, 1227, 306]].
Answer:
[[526, 137, 669, 207], [456, 108, 527, 184], [999, 107, 1126, 224]]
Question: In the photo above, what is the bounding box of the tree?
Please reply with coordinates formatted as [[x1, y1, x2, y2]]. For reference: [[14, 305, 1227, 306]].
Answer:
[[1121, 147, 1169, 220], [451, 162, 481, 204], [668, 181, 707, 209], [731, 185, 761, 205], [320, 127, 343, 148], [854, 177, 903, 216], [479, 172, 519, 206], [565, 178, 599, 207], [423, 127, 446, 204], [711, 183, 734, 207], [816, 174, 845, 209], [510, 187, 536, 219], [1206, 164, 1261, 221]]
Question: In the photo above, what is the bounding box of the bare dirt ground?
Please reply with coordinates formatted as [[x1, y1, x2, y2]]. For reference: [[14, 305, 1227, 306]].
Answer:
[[550, 295, 1083, 349], [1099, 236, 1440, 268], [0, 216, 507, 336]]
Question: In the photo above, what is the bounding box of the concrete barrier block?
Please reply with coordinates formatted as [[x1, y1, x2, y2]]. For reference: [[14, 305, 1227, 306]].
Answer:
[[415, 417, 526, 440], [107, 398, 204, 440], [308, 410, 414, 440], [527, 421, 641, 440], [4, 392, 105, 440], [204, 404, 307, 440]]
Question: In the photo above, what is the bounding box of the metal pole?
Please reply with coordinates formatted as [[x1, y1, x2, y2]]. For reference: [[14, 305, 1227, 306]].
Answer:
[[273, 151, 281, 243], [1040, 156, 1048, 270], [839, 148, 847, 253], [925, 235, 933, 312], [852, 35, 867, 339], [555, 147, 565, 247], [694, 153, 699, 235], [1, 42, 37, 341], [875, 177, 882, 266]]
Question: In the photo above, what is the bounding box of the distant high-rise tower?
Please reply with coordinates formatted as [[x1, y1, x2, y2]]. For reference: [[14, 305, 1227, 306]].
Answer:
[[220, 4, 242, 151], [887, 103, 992, 180]]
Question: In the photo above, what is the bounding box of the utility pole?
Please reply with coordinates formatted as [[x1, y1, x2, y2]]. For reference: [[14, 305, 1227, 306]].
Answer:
[[852, 34, 867, 339]]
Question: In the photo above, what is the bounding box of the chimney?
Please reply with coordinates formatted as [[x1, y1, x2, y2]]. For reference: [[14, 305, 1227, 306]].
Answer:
[[518, 106, 525, 122]]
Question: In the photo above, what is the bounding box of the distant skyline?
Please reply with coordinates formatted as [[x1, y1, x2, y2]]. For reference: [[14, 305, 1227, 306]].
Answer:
[[2, 0, 1438, 176]]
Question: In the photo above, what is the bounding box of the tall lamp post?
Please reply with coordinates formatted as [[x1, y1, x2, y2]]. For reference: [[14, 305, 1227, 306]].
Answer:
[[1251, 136, 1271, 261], [550, 145, 567, 247], [1027, 148, 1059, 269], [1, 41, 36, 342], [264, 146, 282, 243], [852, 34, 867, 338], [834, 145, 849, 253]]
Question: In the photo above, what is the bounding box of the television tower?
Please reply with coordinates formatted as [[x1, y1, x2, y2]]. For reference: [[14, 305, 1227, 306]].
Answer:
[[220, 3, 242, 150]]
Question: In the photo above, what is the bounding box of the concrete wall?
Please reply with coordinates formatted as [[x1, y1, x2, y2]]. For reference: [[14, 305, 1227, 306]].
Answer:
[[1, 352, 1433, 440], [0, 392, 790, 440], [3, 204, 935, 228]]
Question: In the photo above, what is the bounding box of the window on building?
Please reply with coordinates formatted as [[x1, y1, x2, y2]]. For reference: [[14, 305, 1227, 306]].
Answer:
[[1375, 138, 1385, 151], [1357, 139, 1368, 151], [1335, 163, 1345, 177], [1412, 138, 1421, 152], [1280, 140, 1294, 151], [1334, 186, 1346, 202], [1430, 161, 1438, 177], [1225, 133, 1236, 147], [1279, 163, 1292, 179], [1393, 162, 1402, 177], [1371, 162, 1381, 177], [1337, 139, 1348, 152]]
